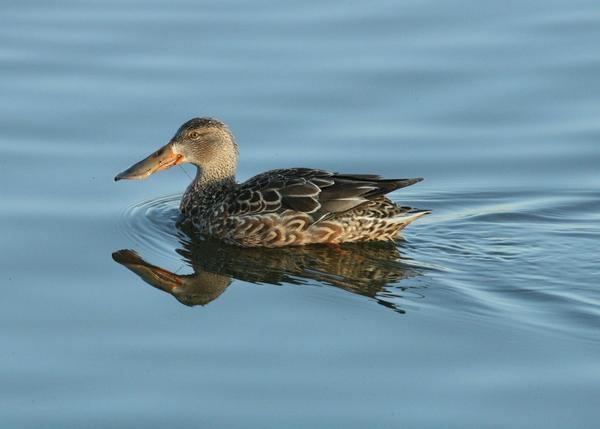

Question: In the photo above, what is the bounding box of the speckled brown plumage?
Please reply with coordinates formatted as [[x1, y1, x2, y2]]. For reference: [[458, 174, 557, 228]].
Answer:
[[116, 117, 430, 247], [180, 168, 429, 247]]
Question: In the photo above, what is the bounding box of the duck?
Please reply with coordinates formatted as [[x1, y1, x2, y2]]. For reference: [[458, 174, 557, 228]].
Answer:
[[115, 117, 429, 247]]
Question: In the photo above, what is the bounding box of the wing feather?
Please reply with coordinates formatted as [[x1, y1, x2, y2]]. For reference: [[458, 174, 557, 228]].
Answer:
[[224, 168, 423, 221]]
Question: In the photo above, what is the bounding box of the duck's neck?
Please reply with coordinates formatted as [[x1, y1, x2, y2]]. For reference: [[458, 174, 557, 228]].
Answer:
[[195, 162, 236, 186], [180, 164, 237, 216]]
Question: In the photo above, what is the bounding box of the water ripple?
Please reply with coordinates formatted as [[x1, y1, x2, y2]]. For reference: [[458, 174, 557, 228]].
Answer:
[[116, 187, 600, 340], [118, 194, 185, 261]]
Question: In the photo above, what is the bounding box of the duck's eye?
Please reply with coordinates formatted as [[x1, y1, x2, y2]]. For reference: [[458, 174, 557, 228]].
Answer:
[[189, 131, 200, 140]]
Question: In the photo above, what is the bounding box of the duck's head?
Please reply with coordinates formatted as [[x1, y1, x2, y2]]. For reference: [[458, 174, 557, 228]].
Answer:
[[115, 117, 238, 181]]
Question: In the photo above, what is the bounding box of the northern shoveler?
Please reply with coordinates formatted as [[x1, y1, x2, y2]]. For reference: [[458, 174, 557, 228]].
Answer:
[[115, 117, 429, 247]]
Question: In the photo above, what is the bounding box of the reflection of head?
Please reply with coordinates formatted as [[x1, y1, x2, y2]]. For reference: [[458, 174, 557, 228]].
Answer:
[[113, 250, 232, 307]]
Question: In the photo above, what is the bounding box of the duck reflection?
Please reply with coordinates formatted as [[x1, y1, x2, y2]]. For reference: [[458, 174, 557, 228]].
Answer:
[[112, 236, 425, 313]]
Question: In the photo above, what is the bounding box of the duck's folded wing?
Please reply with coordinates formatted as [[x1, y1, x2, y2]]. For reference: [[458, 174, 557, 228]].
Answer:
[[226, 168, 422, 221]]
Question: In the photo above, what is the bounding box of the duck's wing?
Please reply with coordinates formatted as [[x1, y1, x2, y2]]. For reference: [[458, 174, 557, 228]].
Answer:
[[226, 168, 423, 221]]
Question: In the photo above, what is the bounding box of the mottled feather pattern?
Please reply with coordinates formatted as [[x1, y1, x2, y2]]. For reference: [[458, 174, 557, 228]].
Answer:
[[182, 168, 428, 247]]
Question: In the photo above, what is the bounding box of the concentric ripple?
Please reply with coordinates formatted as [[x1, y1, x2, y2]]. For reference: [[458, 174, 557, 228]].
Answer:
[[118, 194, 188, 261]]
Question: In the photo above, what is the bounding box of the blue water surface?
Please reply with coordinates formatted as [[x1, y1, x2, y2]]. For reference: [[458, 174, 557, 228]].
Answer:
[[1, 1, 599, 427]]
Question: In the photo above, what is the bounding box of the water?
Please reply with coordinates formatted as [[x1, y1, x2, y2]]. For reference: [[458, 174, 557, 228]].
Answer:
[[1, 0, 599, 427]]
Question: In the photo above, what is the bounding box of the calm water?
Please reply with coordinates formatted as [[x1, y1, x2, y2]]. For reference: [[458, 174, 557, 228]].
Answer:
[[2, 0, 600, 427]]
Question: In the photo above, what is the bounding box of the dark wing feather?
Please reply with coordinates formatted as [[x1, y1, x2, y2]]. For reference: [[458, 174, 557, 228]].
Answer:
[[282, 195, 321, 213], [227, 168, 423, 221]]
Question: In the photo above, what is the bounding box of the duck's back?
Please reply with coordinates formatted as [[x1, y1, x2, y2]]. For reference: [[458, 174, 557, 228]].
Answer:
[[192, 168, 428, 247]]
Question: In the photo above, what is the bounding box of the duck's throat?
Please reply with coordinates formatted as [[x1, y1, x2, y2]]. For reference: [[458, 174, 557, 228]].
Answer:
[[180, 166, 236, 217]]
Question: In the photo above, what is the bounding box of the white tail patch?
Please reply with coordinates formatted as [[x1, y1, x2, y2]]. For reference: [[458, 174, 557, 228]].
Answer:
[[390, 210, 431, 225]]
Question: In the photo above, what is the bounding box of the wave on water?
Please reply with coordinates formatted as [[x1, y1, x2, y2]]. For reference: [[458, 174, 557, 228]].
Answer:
[[116, 188, 600, 339]]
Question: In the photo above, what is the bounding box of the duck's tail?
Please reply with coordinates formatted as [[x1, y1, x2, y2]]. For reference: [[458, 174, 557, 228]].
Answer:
[[391, 208, 431, 229]]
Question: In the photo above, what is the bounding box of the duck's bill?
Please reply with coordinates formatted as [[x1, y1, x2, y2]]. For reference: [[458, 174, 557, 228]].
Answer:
[[114, 143, 183, 181]]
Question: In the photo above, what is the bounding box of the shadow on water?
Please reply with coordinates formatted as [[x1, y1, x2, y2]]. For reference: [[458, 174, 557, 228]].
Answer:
[[113, 233, 426, 313]]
